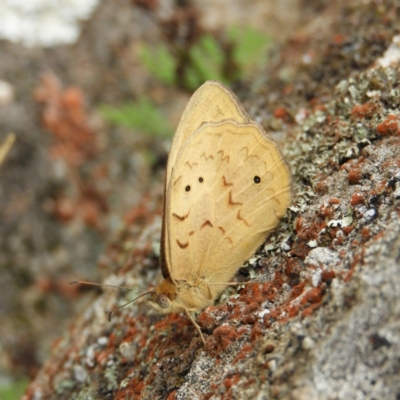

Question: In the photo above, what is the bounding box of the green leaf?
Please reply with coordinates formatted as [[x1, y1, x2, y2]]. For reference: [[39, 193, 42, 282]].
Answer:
[[100, 98, 173, 138], [0, 378, 29, 400], [138, 43, 176, 85], [228, 26, 271, 73], [186, 34, 226, 89]]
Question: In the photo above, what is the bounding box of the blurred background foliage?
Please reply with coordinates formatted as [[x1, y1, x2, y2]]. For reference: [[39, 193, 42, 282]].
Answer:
[[101, 26, 271, 138]]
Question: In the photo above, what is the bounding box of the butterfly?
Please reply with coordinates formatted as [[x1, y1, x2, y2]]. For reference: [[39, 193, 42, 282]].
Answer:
[[72, 81, 291, 345], [143, 81, 291, 343]]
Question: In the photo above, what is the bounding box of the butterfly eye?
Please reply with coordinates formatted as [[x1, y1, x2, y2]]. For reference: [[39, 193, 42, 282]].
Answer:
[[254, 175, 261, 184], [185, 185, 191, 192], [157, 294, 170, 309], [198, 177, 204, 183]]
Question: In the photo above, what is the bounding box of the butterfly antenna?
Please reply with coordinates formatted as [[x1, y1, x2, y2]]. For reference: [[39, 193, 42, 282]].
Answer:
[[70, 280, 141, 292], [108, 290, 154, 321]]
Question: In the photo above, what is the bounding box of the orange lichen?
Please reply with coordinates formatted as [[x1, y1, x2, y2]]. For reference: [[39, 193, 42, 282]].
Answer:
[[166, 391, 177, 400], [301, 303, 322, 317], [273, 107, 293, 122], [95, 349, 113, 366], [319, 203, 334, 218], [376, 115, 400, 136], [268, 308, 280, 320], [370, 180, 387, 196], [207, 325, 238, 354], [335, 232, 345, 244], [250, 323, 263, 342], [343, 251, 364, 282], [223, 374, 240, 391], [239, 277, 281, 306], [342, 226, 354, 235], [233, 343, 253, 364], [348, 168, 362, 184], [329, 197, 341, 204], [350, 192, 365, 206], [197, 305, 223, 331], [321, 269, 336, 283], [332, 33, 346, 45], [274, 107, 287, 119], [292, 216, 327, 259], [315, 181, 328, 194], [243, 302, 261, 316], [288, 282, 306, 301], [361, 227, 370, 239], [115, 375, 144, 399], [285, 304, 300, 318], [306, 287, 323, 303], [351, 102, 376, 119]]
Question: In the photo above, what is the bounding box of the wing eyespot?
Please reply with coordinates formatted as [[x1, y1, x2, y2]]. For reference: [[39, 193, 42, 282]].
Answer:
[[198, 177, 204, 183], [185, 185, 191, 192], [253, 175, 261, 184]]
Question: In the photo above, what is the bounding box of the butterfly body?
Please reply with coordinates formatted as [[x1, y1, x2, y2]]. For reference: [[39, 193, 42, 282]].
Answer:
[[148, 277, 214, 314]]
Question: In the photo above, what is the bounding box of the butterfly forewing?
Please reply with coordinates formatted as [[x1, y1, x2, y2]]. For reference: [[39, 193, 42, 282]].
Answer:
[[161, 81, 250, 280], [165, 81, 249, 185]]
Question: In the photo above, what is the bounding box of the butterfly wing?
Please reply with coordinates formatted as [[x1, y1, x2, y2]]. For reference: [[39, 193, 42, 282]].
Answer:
[[165, 81, 249, 185], [165, 121, 291, 286], [160, 81, 250, 279]]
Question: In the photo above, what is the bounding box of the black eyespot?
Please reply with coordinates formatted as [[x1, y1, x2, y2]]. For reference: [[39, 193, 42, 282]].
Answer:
[[254, 175, 261, 184], [157, 294, 169, 309], [198, 177, 204, 183], [185, 185, 191, 192]]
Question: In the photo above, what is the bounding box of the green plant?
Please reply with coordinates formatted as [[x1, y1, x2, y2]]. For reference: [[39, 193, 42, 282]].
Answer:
[[0, 379, 29, 400], [228, 26, 271, 75], [100, 98, 173, 138], [138, 44, 176, 85], [138, 25, 271, 89], [185, 34, 226, 89], [101, 26, 272, 137]]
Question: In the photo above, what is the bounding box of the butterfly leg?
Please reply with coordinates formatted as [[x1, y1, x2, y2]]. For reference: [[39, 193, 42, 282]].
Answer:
[[184, 308, 206, 345]]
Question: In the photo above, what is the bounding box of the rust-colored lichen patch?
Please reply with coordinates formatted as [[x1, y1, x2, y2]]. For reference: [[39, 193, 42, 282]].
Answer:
[[348, 168, 362, 184], [315, 180, 328, 194], [350, 192, 365, 206], [342, 225, 354, 235], [232, 343, 253, 364], [207, 325, 238, 356], [321, 269, 336, 283], [291, 216, 327, 259], [376, 115, 400, 136], [361, 227, 370, 240], [351, 102, 377, 119], [288, 282, 306, 301], [197, 305, 226, 332]]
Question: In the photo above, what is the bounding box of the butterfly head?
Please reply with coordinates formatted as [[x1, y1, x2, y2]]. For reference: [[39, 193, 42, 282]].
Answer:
[[145, 291, 171, 312], [144, 278, 179, 313]]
